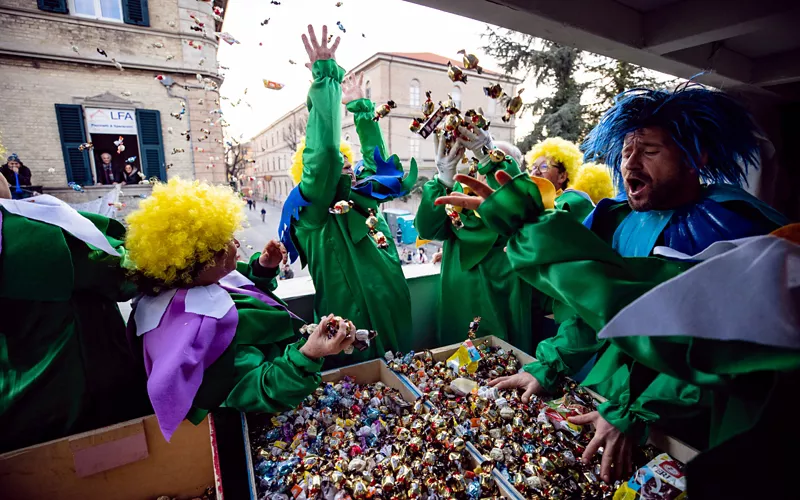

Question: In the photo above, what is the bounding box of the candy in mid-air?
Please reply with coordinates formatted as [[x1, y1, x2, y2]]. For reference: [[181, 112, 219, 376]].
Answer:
[[483, 83, 505, 100], [373, 100, 397, 121], [126, 156, 137, 163], [457, 50, 483, 74], [270, 0, 280, 4], [215, 32, 240, 45], [114, 136, 125, 155], [289, 59, 296, 65], [152, 42, 164, 49], [465, 109, 489, 130], [263, 79, 285, 90], [97, 48, 107, 57], [336, 1, 343, 6], [502, 88, 524, 122], [71, 45, 79, 53], [422, 90, 435, 118], [409, 118, 423, 134], [171, 148, 185, 154], [337, 21, 346, 33], [111, 58, 124, 71], [261, 18, 270, 26], [447, 61, 467, 83], [78, 142, 93, 152]]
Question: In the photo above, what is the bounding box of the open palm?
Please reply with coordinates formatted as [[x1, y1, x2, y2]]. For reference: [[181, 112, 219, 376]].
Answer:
[[302, 25, 340, 70]]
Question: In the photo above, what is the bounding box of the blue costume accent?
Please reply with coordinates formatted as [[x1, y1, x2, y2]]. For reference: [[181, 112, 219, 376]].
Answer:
[[351, 147, 415, 200], [584, 185, 788, 257], [278, 186, 312, 263]]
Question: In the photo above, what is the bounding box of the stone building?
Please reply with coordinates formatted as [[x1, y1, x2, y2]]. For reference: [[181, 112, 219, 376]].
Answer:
[[0, 0, 229, 210], [249, 52, 522, 204]]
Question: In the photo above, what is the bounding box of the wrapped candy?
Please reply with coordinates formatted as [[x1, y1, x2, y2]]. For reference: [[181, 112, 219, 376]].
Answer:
[[263, 80, 285, 90], [337, 21, 346, 32], [409, 117, 423, 134], [502, 88, 525, 122], [457, 50, 483, 74], [464, 108, 490, 131], [215, 32, 241, 45], [422, 90, 435, 118], [483, 84, 505, 100], [114, 136, 125, 154], [447, 61, 468, 83], [482, 146, 507, 163], [329, 200, 353, 214], [171, 148, 185, 154], [96, 48, 107, 57], [78, 142, 93, 152], [365, 209, 389, 249], [373, 100, 397, 121], [111, 58, 124, 71], [615, 453, 687, 500], [445, 204, 463, 229]]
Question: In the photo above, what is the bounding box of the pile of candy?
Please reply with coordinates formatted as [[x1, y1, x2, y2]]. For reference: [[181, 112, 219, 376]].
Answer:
[[388, 341, 668, 499], [248, 378, 502, 500]]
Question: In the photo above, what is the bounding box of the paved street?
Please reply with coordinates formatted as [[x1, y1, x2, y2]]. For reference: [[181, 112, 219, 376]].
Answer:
[[236, 200, 309, 279]]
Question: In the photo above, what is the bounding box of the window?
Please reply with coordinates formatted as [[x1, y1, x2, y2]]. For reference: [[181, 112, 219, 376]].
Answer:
[[69, 0, 123, 21], [365, 81, 372, 100], [452, 86, 462, 110], [409, 79, 420, 107], [409, 138, 420, 160]]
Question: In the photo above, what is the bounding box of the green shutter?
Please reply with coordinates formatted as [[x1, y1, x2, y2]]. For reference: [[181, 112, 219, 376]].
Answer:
[[54, 104, 93, 186], [136, 109, 166, 181], [122, 0, 149, 27], [37, 0, 68, 14]]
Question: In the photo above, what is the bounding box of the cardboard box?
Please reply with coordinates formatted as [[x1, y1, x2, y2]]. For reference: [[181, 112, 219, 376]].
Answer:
[[390, 335, 699, 496], [0, 415, 215, 500], [232, 359, 520, 500]]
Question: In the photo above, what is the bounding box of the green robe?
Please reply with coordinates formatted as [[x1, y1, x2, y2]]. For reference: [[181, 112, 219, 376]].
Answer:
[[0, 209, 150, 453], [477, 175, 782, 442], [290, 60, 412, 364], [180, 255, 323, 423], [554, 190, 594, 222], [414, 157, 545, 354]]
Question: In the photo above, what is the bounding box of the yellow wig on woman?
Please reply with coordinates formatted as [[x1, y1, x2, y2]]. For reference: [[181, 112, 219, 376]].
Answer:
[[126, 178, 244, 287], [290, 137, 355, 185], [572, 162, 615, 204], [525, 137, 583, 185]]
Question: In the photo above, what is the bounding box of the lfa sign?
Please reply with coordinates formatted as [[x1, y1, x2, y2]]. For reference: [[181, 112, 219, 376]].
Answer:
[[85, 108, 138, 135]]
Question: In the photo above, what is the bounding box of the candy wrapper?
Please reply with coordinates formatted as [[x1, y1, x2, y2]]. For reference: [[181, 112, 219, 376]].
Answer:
[[502, 88, 525, 122], [215, 32, 241, 45], [422, 90, 435, 118], [484, 84, 506, 100], [465, 108, 490, 131], [445, 203, 464, 229], [448, 61, 468, 83], [263, 80, 285, 90], [365, 208, 389, 249], [373, 100, 397, 121], [457, 50, 483, 74], [542, 395, 591, 437], [409, 117, 423, 134], [446, 339, 482, 375], [329, 200, 353, 214], [78, 142, 93, 152], [418, 106, 446, 139], [614, 454, 687, 500]]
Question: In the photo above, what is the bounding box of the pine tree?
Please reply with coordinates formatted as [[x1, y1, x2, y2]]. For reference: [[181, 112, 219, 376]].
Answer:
[[483, 29, 587, 153], [584, 59, 657, 123]]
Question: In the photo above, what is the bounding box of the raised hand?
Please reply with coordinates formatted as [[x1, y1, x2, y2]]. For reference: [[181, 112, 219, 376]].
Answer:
[[456, 126, 493, 162], [258, 239, 284, 269], [434, 133, 465, 188], [342, 72, 365, 104], [301, 25, 340, 70]]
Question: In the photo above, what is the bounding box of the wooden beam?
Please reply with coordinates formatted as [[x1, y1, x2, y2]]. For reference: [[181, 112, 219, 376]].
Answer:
[[643, 0, 799, 55]]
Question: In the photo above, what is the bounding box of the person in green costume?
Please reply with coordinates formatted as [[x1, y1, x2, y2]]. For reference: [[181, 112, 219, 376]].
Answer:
[[0, 176, 151, 453], [414, 124, 544, 354], [526, 137, 614, 222], [279, 25, 416, 365], [125, 177, 355, 441], [437, 83, 789, 483]]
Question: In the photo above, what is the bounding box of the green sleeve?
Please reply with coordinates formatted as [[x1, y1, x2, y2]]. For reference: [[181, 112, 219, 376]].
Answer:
[[555, 191, 595, 223], [414, 177, 455, 241], [237, 253, 279, 293], [478, 174, 692, 332], [72, 212, 137, 302], [479, 156, 522, 191], [222, 340, 323, 413], [346, 98, 387, 173], [298, 59, 346, 221], [523, 315, 604, 392]]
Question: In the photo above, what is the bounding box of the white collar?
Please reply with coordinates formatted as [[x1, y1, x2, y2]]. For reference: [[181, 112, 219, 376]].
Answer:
[[0, 195, 119, 256]]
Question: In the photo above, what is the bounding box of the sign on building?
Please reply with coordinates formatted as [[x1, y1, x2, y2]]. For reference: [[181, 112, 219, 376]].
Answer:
[[85, 108, 138, 134]]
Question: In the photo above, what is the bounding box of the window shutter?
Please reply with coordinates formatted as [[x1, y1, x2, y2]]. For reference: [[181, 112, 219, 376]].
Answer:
[[37, 0, 68, 14], [54, 104, 93, 186], [136, 109, 166, 181], [122, 0, 150, 27]]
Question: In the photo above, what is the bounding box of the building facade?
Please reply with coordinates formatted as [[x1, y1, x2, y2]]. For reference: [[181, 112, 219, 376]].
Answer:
[[0, 0, 228, 209], [250, 52, 521, 205]]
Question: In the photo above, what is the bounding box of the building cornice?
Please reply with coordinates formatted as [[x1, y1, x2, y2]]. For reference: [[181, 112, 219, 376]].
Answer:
[[349, 52, 524, 85]]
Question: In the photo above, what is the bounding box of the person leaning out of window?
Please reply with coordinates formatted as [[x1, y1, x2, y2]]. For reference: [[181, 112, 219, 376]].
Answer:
[[1, 154, 32, 198], [122, 161, 143, 185]]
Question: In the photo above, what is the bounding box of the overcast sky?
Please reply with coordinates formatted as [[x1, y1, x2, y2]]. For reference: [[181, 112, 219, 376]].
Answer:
[[217, 0, 534, 140]]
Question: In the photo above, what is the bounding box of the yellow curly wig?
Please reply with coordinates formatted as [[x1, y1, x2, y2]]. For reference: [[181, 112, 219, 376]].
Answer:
[[126, 178, 244, 287], [290, 137, 355, 185], [572, 162, 615, 204], [525, 137, 583, 186]]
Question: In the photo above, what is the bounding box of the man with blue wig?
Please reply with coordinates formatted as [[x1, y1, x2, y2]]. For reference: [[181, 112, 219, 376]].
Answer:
[[436, 82, 789, 484]]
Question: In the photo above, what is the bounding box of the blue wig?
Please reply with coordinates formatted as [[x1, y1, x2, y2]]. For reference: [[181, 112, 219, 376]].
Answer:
[[582, 82, 762, 188]]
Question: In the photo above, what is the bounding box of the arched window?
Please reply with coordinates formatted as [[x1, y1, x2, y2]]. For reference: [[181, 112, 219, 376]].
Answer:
[[409, 79, 420, 106], [365, 80, 372, 100], [452, 86, 462, 110]]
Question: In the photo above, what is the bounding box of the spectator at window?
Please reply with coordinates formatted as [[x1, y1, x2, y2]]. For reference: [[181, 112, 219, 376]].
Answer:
[[416, 247, 428, 264], [96, 152, 122, 185], [1, 154, 32, 198], [122, 161, 143, 185]]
